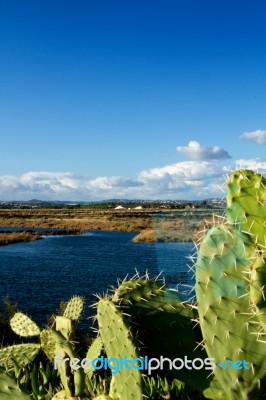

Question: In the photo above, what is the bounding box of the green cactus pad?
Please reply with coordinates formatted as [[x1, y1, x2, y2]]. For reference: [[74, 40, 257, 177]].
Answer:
[[203, 377, 231, 400], [51, 389, 75, 399], [10, 312, 41, 337], [0, 343, 40, 368], [85, 336, 103, 375], [227, 169, 266, 249], [55, 316, 74, 340], [113, 278, 182, 312], [113, 278, 215, 392], [250, 256, 266, 332], [97, 298, 143, 400], [51, 389, 82, 399], [0, 368, 31, 399], [51, 330, 85, 397], [196, 223, 266, 399], [63, 296, 85, 321], [40, 329, 57, 362]]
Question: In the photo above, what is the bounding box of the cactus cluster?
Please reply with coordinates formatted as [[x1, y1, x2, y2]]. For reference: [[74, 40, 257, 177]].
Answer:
[[93, 169, 266, 400], [0, 296, 86, 399]]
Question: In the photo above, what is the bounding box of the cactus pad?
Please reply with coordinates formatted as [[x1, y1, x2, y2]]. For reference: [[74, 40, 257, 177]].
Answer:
[[196, 223, 266, 399], [55, 316, 74, 340], [10, 312, 40, 337], [0, 368, 31, 399], [227, 169, 266, 249], [40, 329, 57, 362], [113, 277, 214, 392], [85, 336, 103, 375], [63, 296, 85, 321], [250, 256, 266, 332], [113, 278, 181, 310], [97, 298, 143, 400], [0, 343, 40, 368]]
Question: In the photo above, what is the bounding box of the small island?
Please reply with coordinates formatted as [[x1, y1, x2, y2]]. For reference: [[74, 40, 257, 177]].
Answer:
[[0, 231, 41, 246]]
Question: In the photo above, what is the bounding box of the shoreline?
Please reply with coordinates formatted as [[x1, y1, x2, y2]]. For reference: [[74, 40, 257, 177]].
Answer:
[[0, 208, 223, 246]]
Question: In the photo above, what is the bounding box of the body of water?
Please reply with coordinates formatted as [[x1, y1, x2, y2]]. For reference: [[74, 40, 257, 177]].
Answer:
[[0, 230, 195, 332]]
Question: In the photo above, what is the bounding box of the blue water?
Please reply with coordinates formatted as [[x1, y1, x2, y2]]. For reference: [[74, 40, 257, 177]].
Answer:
[[0, 231, 195, 331], [0, 227, 62, 232]]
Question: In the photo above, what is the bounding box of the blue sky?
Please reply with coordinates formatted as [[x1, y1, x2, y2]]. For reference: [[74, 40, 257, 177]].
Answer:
[[0, 0, 266, 200]]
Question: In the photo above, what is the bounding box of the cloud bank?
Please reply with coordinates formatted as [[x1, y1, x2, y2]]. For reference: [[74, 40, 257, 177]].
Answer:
[[0, 172, 144, 202], [0, 141, 265, 201], [240, 130, 266, 144], [0, 165, 224, 201]]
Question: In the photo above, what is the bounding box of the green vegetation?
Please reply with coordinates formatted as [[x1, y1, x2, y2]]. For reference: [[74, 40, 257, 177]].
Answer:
[[0, 169, 265, 399]]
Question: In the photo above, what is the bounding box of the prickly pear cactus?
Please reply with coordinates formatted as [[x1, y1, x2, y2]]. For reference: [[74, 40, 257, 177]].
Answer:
[[85, 336, 103, 376], [55, 316, 74, 340], [0, 343, 40, 368], [10, 312, 41, 337], [51, 330, 85, 398], [97, 298, 143, 400], [40, 329, 57, 362], [227, 169, 266, 250], [51, 389, 79, 399], [112, 277, 214, 392], [249, 256, 266, 333], [0, 368, 31, 399], [63, 296, 85, 321], [196, 223, 266, 399], [113, 277, 181, 310]]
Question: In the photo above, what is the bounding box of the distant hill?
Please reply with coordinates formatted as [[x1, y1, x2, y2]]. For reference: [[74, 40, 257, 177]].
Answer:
[[0, 198, 225, 211]]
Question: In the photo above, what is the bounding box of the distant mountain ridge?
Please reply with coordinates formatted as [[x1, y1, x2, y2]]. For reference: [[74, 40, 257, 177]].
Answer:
[[0, 198, 223, 204]]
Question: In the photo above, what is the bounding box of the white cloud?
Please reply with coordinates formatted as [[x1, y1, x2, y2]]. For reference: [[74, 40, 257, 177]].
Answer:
[[234, 159, 266, 174], [20, 172, 80, 190], [240, 130, 266, 144], [0, 157, 265, 201], [87, 176, 142, 190], [0, 172, 144, 201], [138, 161, 225, 199], [176, 141, 231, 161]]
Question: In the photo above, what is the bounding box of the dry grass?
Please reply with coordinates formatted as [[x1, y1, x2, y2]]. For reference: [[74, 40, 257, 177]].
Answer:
[[132, 229, 156, 242], [0, 232, 41, 246], [0, 208, 223, 244], [0, 209, 152, 232]]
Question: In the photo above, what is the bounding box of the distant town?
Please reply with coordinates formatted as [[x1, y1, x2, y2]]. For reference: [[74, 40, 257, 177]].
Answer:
[[0, 198, 226, 210]]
